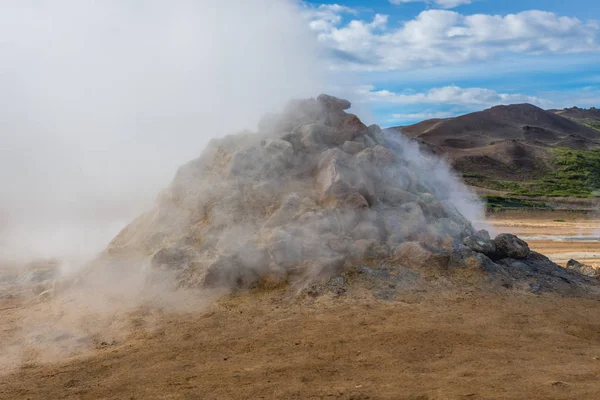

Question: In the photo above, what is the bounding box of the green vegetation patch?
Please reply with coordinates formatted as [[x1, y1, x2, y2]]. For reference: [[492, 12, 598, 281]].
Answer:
[[462, 174, 521, 192], [466, 148, 600, 198], [483, 195, 549, 210], [509, 148, 600, 197], [583, 120, 600, 131]]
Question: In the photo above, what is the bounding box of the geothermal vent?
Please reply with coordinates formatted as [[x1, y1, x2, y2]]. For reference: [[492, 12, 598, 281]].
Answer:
[[105, 95, 597, 294]]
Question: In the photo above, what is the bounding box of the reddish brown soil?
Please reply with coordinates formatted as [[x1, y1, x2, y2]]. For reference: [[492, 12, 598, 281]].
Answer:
[[1, 288, 600, 400]]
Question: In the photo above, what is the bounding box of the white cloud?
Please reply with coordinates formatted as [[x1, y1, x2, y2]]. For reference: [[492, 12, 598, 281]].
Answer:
[[306, 8, 600, 70], [303, 3, 357, 32], [390, 0, 471, 9], [356, 85, 552, 107]]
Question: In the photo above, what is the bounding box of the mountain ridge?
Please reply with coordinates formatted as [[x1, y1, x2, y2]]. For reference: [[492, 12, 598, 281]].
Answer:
[[390, 103, 600, 199]]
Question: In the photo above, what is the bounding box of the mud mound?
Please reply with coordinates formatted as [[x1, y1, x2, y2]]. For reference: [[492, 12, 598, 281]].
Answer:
[[103, 95, 598, 295]]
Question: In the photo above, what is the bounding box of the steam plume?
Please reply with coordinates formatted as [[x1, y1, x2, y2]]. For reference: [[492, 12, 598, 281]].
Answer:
[[0, 0, 323, 266]]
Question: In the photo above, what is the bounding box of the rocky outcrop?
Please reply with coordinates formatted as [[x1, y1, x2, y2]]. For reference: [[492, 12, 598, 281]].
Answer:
[[104, 94, 599, 295]]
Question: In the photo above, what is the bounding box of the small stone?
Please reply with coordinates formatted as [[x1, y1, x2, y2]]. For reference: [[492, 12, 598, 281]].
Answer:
[[529, 283, 542, 293]]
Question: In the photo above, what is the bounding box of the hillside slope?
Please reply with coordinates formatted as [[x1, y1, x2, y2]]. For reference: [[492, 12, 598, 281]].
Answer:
[[392, 104, 600, 198], [551, 106, 600, 131]]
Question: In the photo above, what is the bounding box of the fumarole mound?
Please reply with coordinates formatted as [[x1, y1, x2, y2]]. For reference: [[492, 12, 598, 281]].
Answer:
[[104, 95, 598, 295]]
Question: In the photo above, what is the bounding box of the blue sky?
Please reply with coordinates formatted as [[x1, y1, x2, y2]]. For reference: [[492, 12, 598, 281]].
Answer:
[[302, 0, 600, 125]]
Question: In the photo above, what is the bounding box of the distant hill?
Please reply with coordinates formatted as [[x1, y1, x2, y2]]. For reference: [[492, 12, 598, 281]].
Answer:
[[549, 106, 600, 131], [390, 104, 600, 198]]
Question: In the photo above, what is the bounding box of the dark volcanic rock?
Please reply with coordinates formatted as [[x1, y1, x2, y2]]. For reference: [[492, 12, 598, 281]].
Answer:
[[463, 235, 496, 256], [496, 252, 597, 293], [493, 234, 530, 259]]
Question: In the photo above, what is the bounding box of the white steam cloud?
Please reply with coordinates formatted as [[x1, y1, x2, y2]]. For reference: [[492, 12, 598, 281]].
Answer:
[[0, 0, 323, 265]]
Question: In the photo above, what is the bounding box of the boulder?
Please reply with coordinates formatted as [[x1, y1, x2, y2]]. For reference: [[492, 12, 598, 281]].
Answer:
[[264, 139, 294, 160], [462, 235, 496, 256], [342, 140, 366, 155], [317, 94, 351, 111], [494, 234, 530, 259], [367, 124, 386, 145], [332, 114, 368, 143], [293, 123, 335, 152], [475, 229, 492, 241], [363, 134, 377, 148], [316, 148, 374, 203]]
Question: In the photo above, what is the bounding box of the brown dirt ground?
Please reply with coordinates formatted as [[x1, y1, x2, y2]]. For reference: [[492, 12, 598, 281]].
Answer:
[[1, 210, 600, 400], [2, 288, 600, 399]]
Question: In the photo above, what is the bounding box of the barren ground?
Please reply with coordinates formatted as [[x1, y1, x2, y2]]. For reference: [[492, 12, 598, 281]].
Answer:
[[485, 210, 600, 265], [1, 210, 600, 400]]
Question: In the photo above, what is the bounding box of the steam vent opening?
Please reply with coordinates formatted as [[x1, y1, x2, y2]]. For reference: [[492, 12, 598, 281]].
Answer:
[[105, 95, 598, 296]]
